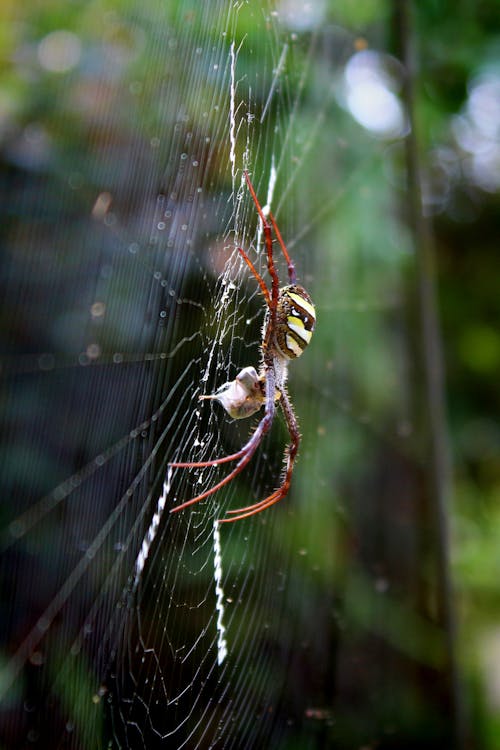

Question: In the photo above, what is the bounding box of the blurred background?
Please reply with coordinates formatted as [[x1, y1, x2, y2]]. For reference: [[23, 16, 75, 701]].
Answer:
[[1, 0, 499, 748]]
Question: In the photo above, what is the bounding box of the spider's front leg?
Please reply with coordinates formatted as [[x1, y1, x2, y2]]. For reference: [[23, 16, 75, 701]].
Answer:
[[169, 366, 277, 515], [220, 387, 300, 523]]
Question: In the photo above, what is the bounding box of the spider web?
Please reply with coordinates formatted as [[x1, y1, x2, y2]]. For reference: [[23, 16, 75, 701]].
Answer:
[[0, 2, 429, 748]]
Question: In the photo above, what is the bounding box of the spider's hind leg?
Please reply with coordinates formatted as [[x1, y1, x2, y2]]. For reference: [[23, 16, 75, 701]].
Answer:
[[237, 247, 272, 309], [244, 171, 280, 305], [268, 211, 297, 286]]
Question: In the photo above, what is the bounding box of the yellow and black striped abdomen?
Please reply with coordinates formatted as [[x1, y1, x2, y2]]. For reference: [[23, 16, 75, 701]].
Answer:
[[274, 284, 316, 360]]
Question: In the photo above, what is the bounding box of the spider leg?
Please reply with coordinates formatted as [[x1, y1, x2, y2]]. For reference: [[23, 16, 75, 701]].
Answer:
[[222, 488, 282, 517], [169, 444, 258, 469], [244, 171, 280, 307], [220, 388, 300, 523], [168, 452, 259, 513], [237, 247, 271, 309], [243, 171, 271, 237], [244, 171, 297, 287], [219, 488, 284, 523], [169, 368, 277, 515], [268, 211, 297, 285]]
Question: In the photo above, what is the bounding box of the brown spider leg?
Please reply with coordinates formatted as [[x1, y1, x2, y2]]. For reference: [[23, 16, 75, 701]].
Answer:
[[268, 211, 297, 285], [220, 489, 285, 523], [237, 247, 271, 309], [244, 171, 280, 309], [169, 447, 254, 469], [220, 388, 300, 523], [222, 487, 282, 517], [169, 367, 277, 514], [243, 171, 297, 287]]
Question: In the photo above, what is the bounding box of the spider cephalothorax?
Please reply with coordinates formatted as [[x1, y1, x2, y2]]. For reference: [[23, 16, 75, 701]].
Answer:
[[170, 171, 316, 523]]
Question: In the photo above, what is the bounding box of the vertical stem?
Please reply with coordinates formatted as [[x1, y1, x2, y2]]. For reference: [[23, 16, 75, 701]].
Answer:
[[394, 1, 465, 748]]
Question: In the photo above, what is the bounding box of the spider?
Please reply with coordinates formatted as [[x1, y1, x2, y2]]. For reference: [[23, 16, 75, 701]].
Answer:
[[169, 171, 316, 523]]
